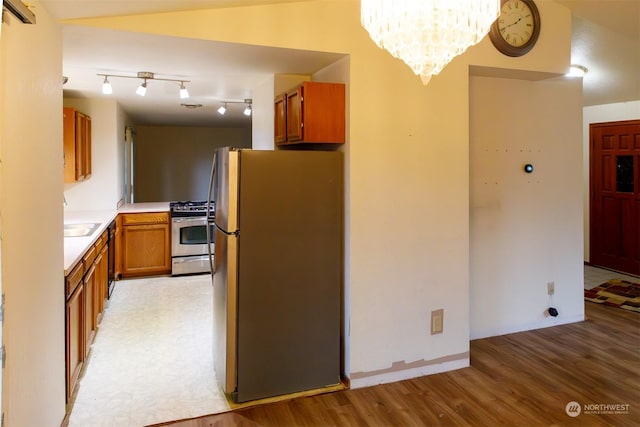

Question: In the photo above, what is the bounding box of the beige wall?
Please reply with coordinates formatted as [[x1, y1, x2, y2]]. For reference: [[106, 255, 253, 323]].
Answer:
[[469, 75, 584, 339], [64, 0, 576, 385], [0, 2, 67, 425]]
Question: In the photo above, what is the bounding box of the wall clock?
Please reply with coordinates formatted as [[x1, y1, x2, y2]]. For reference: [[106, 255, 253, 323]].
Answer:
[[489, 0, 541, 57]]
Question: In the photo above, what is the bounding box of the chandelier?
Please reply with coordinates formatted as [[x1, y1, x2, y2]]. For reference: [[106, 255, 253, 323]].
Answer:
[[361, 0, 500, 85]]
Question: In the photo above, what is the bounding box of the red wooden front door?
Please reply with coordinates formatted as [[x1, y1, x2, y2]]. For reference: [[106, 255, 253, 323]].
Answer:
[[590, 120, 640, 275]]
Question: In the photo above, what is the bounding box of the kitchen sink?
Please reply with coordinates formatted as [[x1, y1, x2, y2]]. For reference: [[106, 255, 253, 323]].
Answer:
[[64, 222, 100, 238]]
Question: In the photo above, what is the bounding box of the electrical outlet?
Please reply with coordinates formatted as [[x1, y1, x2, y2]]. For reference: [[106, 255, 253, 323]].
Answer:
[[431, 309, 443, 335], [547, 281, 555, 295]]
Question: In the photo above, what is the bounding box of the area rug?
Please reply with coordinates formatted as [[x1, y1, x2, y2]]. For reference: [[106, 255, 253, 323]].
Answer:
[[584, 279, 640, 312]]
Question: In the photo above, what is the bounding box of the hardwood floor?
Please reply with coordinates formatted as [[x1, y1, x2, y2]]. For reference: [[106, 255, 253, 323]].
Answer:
[[157, 303, 639, 427]]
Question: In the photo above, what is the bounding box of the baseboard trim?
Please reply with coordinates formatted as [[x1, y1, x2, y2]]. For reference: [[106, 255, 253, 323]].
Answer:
[[470, 314, 584, 341], [351, 356, 469, 389]]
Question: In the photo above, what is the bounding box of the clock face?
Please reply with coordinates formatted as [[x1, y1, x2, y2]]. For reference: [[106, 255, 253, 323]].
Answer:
[[489, 0, 540, 57], [498, 0, 535, 47]]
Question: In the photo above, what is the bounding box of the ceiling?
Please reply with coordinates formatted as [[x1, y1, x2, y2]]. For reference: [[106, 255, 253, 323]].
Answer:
[[34, 0, 639, 127]]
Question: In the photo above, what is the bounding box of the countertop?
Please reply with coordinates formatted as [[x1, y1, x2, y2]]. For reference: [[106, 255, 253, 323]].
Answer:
[[64, 202, 169, 275]]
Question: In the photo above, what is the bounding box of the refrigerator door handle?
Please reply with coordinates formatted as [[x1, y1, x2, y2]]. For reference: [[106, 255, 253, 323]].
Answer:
[[206, 150, 217, 276], [215, 223, 240, 237]]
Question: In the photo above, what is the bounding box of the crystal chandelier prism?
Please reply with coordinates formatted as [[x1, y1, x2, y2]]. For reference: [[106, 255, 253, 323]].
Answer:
[[361, 0, 500, 85]]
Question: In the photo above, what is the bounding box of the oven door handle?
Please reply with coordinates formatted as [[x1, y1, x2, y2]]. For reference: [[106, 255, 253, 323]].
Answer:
[[172, 217, 205, 224]]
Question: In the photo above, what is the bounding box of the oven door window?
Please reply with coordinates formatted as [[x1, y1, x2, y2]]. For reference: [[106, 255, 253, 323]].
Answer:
[[172, 219, 215, 257], [181, 225, 207, 245]]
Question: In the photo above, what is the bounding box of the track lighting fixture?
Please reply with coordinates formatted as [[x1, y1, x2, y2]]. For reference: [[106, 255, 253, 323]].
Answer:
[[216, 99, 253, 117], [180, 82, 189, 99], [136, 80, 147, 96], [102, 75, 113, 95], [97, 71, 190, 99]]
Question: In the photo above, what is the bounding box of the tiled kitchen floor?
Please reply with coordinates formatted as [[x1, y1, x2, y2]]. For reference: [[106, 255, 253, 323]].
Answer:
[[583, 264, 639, 289], [68, 274, 230, 427], [69, 265, 638, 426]]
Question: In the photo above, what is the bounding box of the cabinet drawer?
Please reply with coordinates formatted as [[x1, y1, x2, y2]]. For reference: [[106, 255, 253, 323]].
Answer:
[[82, 244, 97, 268], [122, 212, 169, 226], [94, 231, 108, 252], [65, 262, 84, 299]]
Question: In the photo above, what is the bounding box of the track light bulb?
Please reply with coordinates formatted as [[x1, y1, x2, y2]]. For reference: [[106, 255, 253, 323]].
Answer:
[[136, 80, 147, 96], [102, 76, 112, 95], [217, 104, 227, 115], [180, 82, 189, 99], [243, 105, 252, 116]]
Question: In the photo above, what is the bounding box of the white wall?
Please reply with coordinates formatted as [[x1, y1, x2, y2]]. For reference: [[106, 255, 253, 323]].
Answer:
[[251, 75, 274, 150], [63, 98, 125, 210], [0, 2, 67, 425], [469, 76, 584, 339], [582, 101, 640, 261]]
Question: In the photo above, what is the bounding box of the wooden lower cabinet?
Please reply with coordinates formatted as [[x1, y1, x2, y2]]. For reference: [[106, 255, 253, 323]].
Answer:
[[65, 213, 170, 407], [65, 282, 84, 403], [121, 212, 171, 278], [65, 229, 110, 406]]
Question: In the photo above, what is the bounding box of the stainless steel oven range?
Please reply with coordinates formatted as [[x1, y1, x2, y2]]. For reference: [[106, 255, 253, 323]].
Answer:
[[170, 201, 215, 276]]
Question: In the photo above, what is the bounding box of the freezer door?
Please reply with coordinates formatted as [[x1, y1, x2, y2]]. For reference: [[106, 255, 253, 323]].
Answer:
[[212, 225, 238, 394], [214, 147, 239, 234]]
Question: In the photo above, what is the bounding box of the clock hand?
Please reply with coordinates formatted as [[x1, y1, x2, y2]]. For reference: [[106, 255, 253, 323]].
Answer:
[[504, 16, 523, 29]]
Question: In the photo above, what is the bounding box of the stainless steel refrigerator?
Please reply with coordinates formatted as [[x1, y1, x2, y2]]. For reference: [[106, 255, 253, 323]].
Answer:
[[206, 147, 342, 403]]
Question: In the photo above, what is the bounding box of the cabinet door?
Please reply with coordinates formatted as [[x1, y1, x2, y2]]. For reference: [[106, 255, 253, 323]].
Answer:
[[115, 215, 123, 280], [122, 223, 171, 277], [83, 114, 92, 179], [66, 283, 84, 403], [286, 86, 303, 142], [83, 263, 97, 357], [274, 95, 287, 144], [63, 108, 92, 183], [75, 112, 86, 181], [94, 247, 108, 319]]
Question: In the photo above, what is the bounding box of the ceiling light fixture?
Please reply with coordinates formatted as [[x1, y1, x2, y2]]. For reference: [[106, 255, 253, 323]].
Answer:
[[243, 99, 252, 116], [361, 0, 500, 85], [567, 64, 588, 78], [102, 75, 113, 95], [97, 71, 191, 99], [217, 103, 228, 115]]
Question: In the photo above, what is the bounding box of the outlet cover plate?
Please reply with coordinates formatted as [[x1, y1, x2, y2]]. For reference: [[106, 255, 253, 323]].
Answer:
[[431, 309, 444, 335]]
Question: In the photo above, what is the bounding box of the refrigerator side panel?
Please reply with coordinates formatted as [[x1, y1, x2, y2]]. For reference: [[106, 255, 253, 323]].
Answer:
[[214, 147, 239, 233], [235, 150, 343, 402], [212, 226, 238, 394]]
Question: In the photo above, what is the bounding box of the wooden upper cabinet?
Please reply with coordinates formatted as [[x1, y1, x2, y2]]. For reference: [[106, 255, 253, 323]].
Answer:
[[275, 81, 345, 145], [64, 107, 92, 183], [274, 94, 287, 144], [286, 86, 303, 142]]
